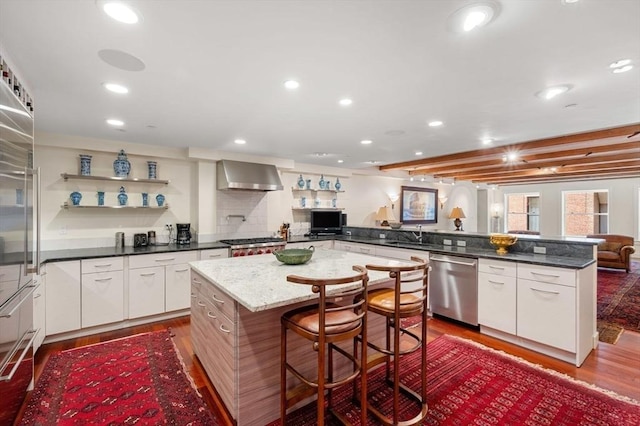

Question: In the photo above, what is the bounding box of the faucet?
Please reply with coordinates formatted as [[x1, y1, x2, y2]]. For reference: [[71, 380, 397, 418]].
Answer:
[[412, 225, 423, 243]]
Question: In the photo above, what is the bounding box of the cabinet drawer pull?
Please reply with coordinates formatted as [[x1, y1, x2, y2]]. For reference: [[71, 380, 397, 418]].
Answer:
[[530, 271, 560, 279], [140, 272, 156, 277], [34, 293, 42, 298], [530, 287, 560, 295], [94, 277, 113, 282], [175, 268, 189, 272], [211, 294, 225, 304], [488, 280, 504, 285], [191, 293, 197, 298], [93, 263, 112, 268], [208, 254, 222, 258], [207, 311, 216, 319], [155, 257, 176, 262], [488, 265, 505, 270], [197, 301, 206, 307], [192, 278, 202, 284], [219, 324, 231, 333]]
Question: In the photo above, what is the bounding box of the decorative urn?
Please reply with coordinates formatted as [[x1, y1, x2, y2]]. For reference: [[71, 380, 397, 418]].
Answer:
[[117, 186, 128, 206], [113, 149, 131, 177], [489, 234, 518, 255]]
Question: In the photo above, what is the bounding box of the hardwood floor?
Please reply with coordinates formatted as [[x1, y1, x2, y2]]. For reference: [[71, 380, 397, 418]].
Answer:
[[23, 315, 640, 425]]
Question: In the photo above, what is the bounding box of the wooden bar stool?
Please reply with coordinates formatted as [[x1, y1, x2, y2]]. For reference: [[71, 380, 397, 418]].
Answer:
[[280, 266, 369, 425], [365, 256, 429, 425]]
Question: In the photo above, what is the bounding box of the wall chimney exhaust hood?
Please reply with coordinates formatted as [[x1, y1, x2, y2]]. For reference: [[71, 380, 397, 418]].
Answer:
[[217, 159, 284, 191]]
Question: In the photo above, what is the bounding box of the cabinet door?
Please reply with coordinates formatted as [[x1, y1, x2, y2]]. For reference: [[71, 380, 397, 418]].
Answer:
[[45, 261, 81, 335], [82, 271, 124, 327], [517, 279, 576, 352], [128, 266, 165, 318], [334, 241, 375, 255], [165, 263, 192, 311], [478, 272, 516, 334]]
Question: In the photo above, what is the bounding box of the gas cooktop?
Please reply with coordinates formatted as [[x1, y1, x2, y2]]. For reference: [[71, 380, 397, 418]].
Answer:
[[219, 237, 284, 246]]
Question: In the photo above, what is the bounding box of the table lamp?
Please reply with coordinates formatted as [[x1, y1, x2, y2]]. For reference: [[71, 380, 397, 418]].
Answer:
[[376, 206, 393, 226], [449, 207, 466, 231]]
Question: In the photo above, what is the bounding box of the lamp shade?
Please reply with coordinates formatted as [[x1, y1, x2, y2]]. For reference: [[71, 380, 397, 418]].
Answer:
[[376, 206, 393, 221], [449, 207, 466, 219]]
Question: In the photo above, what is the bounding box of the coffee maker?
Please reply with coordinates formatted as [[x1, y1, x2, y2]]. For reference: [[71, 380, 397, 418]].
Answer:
[[176, 223, 192, 245]]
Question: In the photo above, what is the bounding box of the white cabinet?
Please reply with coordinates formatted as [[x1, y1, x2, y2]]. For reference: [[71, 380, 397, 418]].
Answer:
[[517, 264, 576, 352], [129, 251, 198, 317], [32, 271, 46, 352], [45, 260, 81, 335], [199, 248, 230, 260], [334, 241, 375, 255], [286, 240, 333, 250], [375, 245, 428, 262], [478, 259, 517, 334], [81, 257, 124, 328]]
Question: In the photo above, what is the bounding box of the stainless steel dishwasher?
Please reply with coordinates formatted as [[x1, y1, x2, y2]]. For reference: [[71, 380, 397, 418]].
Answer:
[[429, 254, 478, 326]]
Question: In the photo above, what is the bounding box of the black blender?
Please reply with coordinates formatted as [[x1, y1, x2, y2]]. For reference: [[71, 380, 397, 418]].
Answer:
[[176, 223, 192, 245]]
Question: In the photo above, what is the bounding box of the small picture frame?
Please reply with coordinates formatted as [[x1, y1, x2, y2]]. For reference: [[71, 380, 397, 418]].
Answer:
[[400, 186, 438, 224]]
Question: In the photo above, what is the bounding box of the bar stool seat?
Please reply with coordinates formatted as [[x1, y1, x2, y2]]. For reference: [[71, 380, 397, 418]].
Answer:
[[280, 266, 369, 425], [365, 256, 429, 426]]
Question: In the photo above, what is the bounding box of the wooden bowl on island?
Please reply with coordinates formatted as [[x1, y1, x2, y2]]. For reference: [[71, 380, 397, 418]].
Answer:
[[489, 234, 518, 255]]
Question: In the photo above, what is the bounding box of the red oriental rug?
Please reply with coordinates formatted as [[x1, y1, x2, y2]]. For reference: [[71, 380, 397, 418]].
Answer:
[[20, 330, 218, 425], [271, 335, 640, 425], [597, 261, 640, 344]]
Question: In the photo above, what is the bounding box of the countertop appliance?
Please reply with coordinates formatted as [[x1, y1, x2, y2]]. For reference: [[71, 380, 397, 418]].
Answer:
[[429, 253, 478, 326], [176, 223, 192, 245], [219, 237, 286, 257], [0, 75, 40, 424], [133, 233, 148, 248]]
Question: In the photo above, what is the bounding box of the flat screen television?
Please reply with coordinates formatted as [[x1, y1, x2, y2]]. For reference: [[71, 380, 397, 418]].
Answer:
[[310, 209, 342, 235]]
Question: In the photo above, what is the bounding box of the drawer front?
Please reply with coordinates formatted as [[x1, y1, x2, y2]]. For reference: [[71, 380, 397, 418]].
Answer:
[[129, 251, 198, 269], [517, 264, 576, 287], [82, 256, 124, 273], [517, 279, 576, 352], [478, 258, 516, 277], [81, 271, 124, 328], [202, 283, 236, 322], [215, 311, 236, 412], [200, 249, 229, 260]]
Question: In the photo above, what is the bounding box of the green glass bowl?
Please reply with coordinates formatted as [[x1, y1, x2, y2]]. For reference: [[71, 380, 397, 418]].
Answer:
[[273, 246, 315, 265]]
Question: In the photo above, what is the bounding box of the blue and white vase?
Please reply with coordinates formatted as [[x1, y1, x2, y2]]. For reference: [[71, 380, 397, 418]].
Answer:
[[332, 198, 337, 208], [325, 180, 331, 190], [318, 174, 325, 190], [305, 179, 311, 190], [147, 161, 157, 179], [117, 186, 128, 206], [79, 154, 92, 176], [70, 191, 82, 206], [97, 191, 105, 206], [156, 193, 165, 207], [113, 149, 131, 178], [300, 196, 306, 208], [141, 192, 149, 207], [334, 178, 342, 191], [297, 174, 305, 189]]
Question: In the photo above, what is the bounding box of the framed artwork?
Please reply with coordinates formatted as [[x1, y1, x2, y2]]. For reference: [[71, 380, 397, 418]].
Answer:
[[400, 186, 438, 224]]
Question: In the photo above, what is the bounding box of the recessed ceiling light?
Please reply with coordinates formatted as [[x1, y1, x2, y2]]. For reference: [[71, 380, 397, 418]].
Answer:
[[368, 160, 380, 164], [234, 139, 246, 145], [361, 140, 373, 145], [284, 80, 300, 90], [448, 2, 499, 33], [106, 118, 124, 126], [610, 59, 631, 69], [314, 152, 328, 157], [415, 151, 423, 156], [409, 177, 414, 181], [428, 120, 443, 127], [562, 0, 580, 4], [613, 65, 633, 73], [103, 82, 129, 94], [337, 159, 344, 163], [507, 152, 518, 161], [535, 85, 571, 100], [339, 98, 353, 106], [481, 138, 493, 145], [101, 2, 140, 24]]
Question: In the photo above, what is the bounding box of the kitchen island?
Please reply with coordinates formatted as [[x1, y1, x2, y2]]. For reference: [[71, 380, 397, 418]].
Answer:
[[189, 248, 420, 425]]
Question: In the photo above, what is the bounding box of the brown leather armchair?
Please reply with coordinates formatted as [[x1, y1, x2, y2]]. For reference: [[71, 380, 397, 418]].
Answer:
[[587, 234, 636, 273]]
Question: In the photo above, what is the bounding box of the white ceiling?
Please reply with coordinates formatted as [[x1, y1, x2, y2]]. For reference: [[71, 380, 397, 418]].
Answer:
[[1, 0, 639, 171]]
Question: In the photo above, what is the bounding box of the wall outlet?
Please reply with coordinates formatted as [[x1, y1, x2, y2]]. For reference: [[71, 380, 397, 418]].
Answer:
[[379, 233, 386, 239], [457, 240, 466, 247], [534, 246, 546, 254], [443, 239, 452, 246], [345, 230, 352, 236]]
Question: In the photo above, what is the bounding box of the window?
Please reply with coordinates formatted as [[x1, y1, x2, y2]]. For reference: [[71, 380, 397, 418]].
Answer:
[[562, 190, 608, 236], [505, 193, 540, 233]]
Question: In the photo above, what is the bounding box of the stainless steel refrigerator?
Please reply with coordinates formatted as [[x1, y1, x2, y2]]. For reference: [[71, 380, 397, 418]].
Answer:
[[0, 74, 40, 424]]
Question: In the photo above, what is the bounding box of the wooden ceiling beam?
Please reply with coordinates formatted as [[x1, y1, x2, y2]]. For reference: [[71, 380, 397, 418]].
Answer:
[[381, 123, 640, 172], [471, 168, 640, 184]]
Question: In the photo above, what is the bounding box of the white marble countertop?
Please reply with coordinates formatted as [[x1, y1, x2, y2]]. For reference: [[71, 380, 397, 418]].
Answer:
[[189, 248, 419, 312]]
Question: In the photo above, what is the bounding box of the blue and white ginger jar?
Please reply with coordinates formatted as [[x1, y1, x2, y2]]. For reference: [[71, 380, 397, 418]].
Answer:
[[335, 177, 341, 191], [318, 174, 325, 190], [117, 186, 128, 206], [70, 191, 82, 206], [156, 193, 165, 207], [79, 154, 92, 176], [113, 149, 131, 177]]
